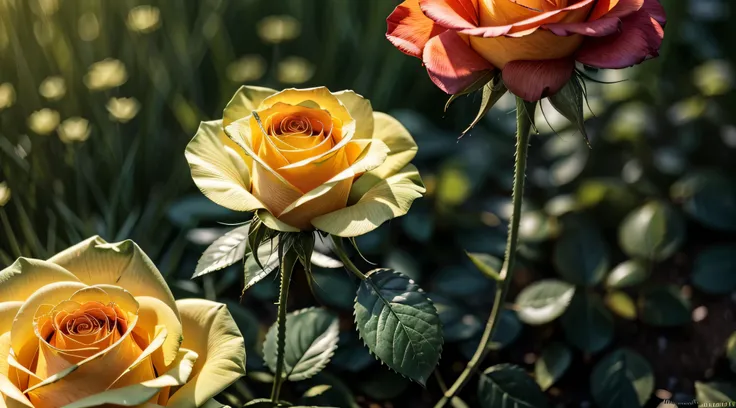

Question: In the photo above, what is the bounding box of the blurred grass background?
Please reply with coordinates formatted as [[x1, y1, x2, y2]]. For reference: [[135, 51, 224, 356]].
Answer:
[[1, 0, 736, 406]]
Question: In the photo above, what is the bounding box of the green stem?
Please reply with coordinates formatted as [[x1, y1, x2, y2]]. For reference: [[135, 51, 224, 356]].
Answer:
[[270, 242, 294, 403], [330, 235, 367, 280], [435, 97, 537, 407]]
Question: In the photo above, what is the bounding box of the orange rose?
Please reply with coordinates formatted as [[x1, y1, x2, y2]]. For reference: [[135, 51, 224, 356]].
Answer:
[[387, 0, 666, 100], [0, 237, 245, 408]]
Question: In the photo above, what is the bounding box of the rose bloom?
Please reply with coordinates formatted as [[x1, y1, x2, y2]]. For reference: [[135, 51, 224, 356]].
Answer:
[[186, 86, 424, 237], [0, 237, 245, 408], [387, 0, 666, 101]]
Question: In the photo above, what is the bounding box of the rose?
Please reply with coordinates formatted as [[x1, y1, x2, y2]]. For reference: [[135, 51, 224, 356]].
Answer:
[[0, 237, 245, 408], [387, 0, 666, 101], [185, 86, 424, 237]]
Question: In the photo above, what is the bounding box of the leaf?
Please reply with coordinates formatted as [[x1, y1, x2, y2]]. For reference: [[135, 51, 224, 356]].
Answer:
[[639, 285, 691, 327], [691, 244, 736, 294], [605, 291, 637, 320], [590, 348, 654, 408], [535, 343, 572, 391], [467, 252, 502, 281], [444, 70, 497, 112], [310, 251, 343, 268], [264, 308, 340, 381], [312, 165, 425, 237], [695, 381, 736, 404], [549, 76, 590, 146], [243, 399, 289, 407], [515, 279, 575, 325], [671, 170, 736, 232], [553, 220, 609, 287], [354, 269, 443, 386], [460, 80, 508, 137], [477, 364, 548, 408], [193, 224, 251, 278], [561, 292, 614, 354], [303, 385, 332, 398], [248, 219, 270, 271], [618, 201, 686, 262], [243, 238, 280, 293], [605, 259, 651, 289], [299, 372, 359, 408], [727, 332, 736, 373]]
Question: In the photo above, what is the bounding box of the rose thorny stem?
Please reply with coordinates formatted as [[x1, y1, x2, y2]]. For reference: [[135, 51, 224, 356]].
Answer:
[[270, 242, 294, 403], [330, 235, 367, 281], [435, 97, 537, 407]]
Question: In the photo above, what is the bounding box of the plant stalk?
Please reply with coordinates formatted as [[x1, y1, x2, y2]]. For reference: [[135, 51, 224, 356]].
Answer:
[[330, 235, 367, 280], [435, 97, 537, 407], [270, 242, 293, 403]]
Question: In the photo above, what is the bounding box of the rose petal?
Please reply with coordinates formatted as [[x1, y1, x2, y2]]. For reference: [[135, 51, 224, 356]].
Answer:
[[543, 17, 622, 37], [261, 87, 356, 139], [387, 0, 447, 59], [576, 8, 664, 69], [642, 0, 666, 26], [165, 300, 245, 408], [223, 85, 278, 126], [250, 160, 303, 216], [0, 258, 81, 304], [502, 58, 575, 101], [0, 374, 33, 407], [422, 30, 495, 95], [418, 0, 478, 31], [48, 238, 180, 338], [332, 90, 374, 140]]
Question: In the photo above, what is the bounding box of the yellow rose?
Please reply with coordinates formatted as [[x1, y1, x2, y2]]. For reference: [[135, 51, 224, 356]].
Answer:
[[0, 236, 245, 408], [185, 86, 425, 236]]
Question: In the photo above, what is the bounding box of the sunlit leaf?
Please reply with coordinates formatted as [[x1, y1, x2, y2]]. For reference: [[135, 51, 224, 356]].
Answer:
[[515, 279, 575, 325], [477, 364, 548, 408], [618, 201, 685, 262], [354, 269, 443, 385], [193, 224, 251, 278], [535, 343, 572, 391]]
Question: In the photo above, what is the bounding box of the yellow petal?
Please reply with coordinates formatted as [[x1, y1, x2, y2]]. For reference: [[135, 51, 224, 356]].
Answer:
[[47, 236, 179, 324], [0, 301, 21, 336], [278, 147, 350, 193], [261, 87, 356, 139], [251, 160, 303, 217], [60, 348, 198, 408], [0, 374, 33, 408], [349, 112, 418, 203], [0, 331, 11, 377], [256, 210, 300, 233], [185, 120, 265, 213], [277, 177, 352, 230], [166, 299, 245, 408], [312, 164, 425, 237], [0, 258, 81, 303], [135, 296, 184, 367], [11, 281, 87, 380], [223, 85, 278, 126], [333, 90, 374, 140]]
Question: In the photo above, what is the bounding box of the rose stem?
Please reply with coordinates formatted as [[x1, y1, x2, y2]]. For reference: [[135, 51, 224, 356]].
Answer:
[[435, 97, 537, 407], [270, 241, 294, 403], [330, 235, 367, 281]]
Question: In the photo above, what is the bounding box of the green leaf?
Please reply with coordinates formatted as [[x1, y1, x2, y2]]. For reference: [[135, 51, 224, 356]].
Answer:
[[310, 251, 343, 269], [640, 285, 691, 327], [444, 70, 497, 112], [467, 252, 502, 281], [605, 259, 651, 289], [312, 165, 425, 237], [695, 381, 736, 404], [354, 269, 443, 386], [193, 224, 251, 278], [515, 279, 575, 325], [553, 220, 609, 287], [243, 399, 290, 407], [561, 292, 613, 354], [671, 170, 736, 232], [692, 244, 736, 294], [461, 80, 508, 137], [264, 308, 340, 382], [248, 219, 270, 271], [535, 343, 572, 391], [549, 75, 590, 146], [727, 332, 736, 373], [243, 238, 279, 293], [618, 201, 686, 262], [604, 291, 637, 320], [477, 364, 548, 408], [590, 349, 654, 408], [302, 384, 332, 398]]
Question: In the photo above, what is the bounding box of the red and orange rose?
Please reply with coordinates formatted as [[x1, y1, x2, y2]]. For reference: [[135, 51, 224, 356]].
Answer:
[[387, 0, 666, 101]]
